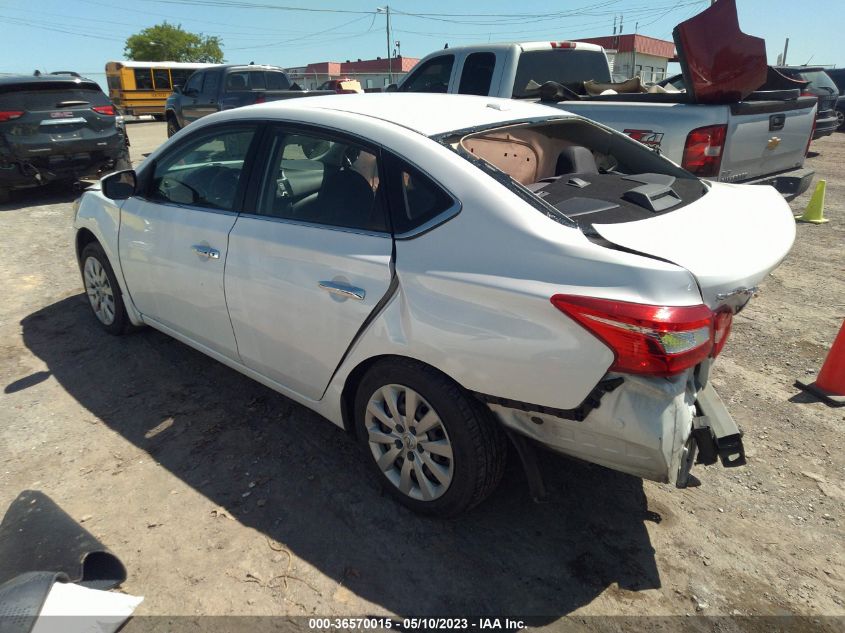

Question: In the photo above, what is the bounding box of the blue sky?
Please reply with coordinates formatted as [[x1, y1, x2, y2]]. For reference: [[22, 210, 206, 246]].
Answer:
[[0, 0, 841, 89]]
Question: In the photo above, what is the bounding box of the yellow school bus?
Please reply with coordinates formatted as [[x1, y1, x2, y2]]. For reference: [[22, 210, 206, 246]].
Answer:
[[105, 61, 217, 118]]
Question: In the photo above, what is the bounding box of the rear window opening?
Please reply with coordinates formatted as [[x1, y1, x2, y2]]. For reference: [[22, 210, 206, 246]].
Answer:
[[0, 85, 110, 111], [512, 49, 612, 99], [440, 118, 707, 230]]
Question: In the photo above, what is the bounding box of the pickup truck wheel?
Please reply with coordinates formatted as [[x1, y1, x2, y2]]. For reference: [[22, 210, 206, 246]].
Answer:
[[166, 114, 180, 138], [837, 109, 844, 130], [354, 358, 507, 517], [80, 242, 130, 335]]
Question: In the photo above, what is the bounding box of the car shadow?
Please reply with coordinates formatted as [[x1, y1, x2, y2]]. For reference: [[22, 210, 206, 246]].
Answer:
[[0, 182, 89, 212], [18, 294, 662, 620]]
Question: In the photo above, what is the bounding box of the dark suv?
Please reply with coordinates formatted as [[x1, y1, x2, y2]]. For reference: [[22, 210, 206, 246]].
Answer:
[[775, 66, 840, 139], [823, 68, 844, 130], [0, 75, 130, 202]]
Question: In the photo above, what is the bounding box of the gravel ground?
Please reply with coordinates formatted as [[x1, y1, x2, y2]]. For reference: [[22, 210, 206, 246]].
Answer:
[[0, 122, 843, 626]]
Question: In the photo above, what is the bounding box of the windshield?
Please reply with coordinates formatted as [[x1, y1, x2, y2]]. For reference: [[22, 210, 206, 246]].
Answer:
[[512, 49, 611, 98], [797, 71, 838, 94]]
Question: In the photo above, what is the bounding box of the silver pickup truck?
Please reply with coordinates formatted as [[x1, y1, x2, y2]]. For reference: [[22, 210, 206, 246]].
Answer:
[[397, 0, 816, 199]]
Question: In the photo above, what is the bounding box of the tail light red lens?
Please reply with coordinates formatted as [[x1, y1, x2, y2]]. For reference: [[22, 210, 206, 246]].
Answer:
[[550, 41, 576, 49], [681, 124, 727, 178], [255, 93, 266, 104], [712, 310, 733, 358], [92, 105, 116, 115], [0, 111, 24, 122], [550, 295, 718, 377]]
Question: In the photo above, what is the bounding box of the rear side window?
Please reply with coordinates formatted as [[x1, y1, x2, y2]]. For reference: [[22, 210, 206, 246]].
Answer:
[[399, 55, 454, 93], [458, 53, 496, 96], [512, 49, 611, 97], [266, 72, 290, 90], [226, 72, 250, 91], [391, 163, 455, 235], [133, 69, 153, 90]]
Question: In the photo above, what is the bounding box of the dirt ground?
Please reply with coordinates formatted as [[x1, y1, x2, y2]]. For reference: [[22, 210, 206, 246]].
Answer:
[[0, 122, 843, 626]]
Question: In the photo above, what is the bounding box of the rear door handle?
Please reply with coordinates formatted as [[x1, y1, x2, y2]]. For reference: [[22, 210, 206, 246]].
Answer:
[[192, 245, 220, 259], [318, 281, 365, 301]]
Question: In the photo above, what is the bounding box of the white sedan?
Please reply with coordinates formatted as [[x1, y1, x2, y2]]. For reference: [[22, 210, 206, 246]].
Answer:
[[73, 94, 795, 516]]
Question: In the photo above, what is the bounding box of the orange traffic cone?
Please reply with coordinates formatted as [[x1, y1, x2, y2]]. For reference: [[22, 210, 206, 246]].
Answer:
[[796, 319, 845, 406]]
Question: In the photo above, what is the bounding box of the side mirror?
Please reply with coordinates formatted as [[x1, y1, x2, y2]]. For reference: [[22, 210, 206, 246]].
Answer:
[[385, 83, 398, 92], [102, 170, 136, 200], [172, 85, 182, 94]]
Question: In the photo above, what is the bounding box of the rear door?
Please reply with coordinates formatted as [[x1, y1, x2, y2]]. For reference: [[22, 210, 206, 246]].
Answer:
[[225, 126, 393, 399], [119, 123, 260, 358], [0, 81, 121, 161]]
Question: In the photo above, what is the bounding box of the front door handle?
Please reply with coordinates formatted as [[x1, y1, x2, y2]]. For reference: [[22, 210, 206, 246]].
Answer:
[[192, 244, 220, 259], [318, 281, 366, 301]]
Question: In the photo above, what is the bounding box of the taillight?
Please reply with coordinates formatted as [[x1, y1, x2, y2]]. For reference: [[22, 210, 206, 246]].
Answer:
[[550, 41, 576, 49], [550, 295, 716, 377], [712, 310, 733, 358], [255, 93, 266, 104], [0, 111, 24, 122], [92, 105, 116, 115], [681, 124, 726, 178]]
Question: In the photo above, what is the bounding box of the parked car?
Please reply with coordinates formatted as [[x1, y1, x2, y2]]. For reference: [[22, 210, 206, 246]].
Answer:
[[397, 0, 817, 200], [821, 67, 845, 130], [318, 78, 363, 94], [164, 64, 331, 137], [0, 74, 130, 202], [74, 94, 795, 516], [774, 66, 839, 139]]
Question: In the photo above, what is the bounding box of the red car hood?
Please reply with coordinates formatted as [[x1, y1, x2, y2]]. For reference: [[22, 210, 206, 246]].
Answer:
[[672, 0, 768, 104]]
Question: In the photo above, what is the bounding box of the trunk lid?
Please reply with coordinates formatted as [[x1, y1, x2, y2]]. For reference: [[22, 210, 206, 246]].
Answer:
[[590, 182, 795, 309]]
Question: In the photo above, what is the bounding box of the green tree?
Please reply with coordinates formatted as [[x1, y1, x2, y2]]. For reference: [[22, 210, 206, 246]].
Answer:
[[124, 22, 224, 63]]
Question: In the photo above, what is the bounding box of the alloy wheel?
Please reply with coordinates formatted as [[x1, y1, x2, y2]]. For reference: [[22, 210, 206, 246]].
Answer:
[[365, 384, 454, 501], [83, 256, 116, 325]]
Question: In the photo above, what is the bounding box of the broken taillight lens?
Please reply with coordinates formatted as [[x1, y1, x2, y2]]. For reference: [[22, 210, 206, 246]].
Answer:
[[92, 105, 116, 115], [712, 310, 733, 358], [682, 124, 727, 178], [550, 295, 716, 377]]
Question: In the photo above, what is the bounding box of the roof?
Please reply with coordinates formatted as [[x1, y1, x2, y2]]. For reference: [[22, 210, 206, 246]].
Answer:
[[108, 61, 219, 69], [425, 41, 603, 55], [250, 93, 570, 136], [0, 75, 101, 90], [577, 34, 676, 59]]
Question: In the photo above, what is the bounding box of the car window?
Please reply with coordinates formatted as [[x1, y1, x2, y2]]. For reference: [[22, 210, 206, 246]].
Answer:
[[225, 72, 251, 91], [256, 129, 387, 232], [249, 72, 266, 90], [153, 69, 171, 91], [133, 69, 153, 90], [392, 163, 455, 234], [399, 55, 454, 93], [266, 72, 290, 90], [512, 49, 611, 97], [458, 53, 496, 96], [171, 69, 193, 89], [150, 127, 256, 211], [0, 85, 111, 111], [202, 71, 220, 96], [798, 71, 838, 93], [184, 72, 204, 94]]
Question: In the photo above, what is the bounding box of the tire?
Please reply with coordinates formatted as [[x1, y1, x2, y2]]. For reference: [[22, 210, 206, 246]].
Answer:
[[837, 109, 845, 131], [153, 114, 165, 122], [354, 358, 507, 517], [0, 187, 10, 204], [80, 242, 131, 335], [166, 114, 180, 138]]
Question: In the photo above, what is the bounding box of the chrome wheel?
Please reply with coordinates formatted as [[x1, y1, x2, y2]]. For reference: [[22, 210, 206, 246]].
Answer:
[[365, 384, 454, 501], [83, 256, 116, 325]]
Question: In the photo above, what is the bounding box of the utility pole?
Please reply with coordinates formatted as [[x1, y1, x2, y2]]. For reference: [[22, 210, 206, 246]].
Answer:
[[782, 37, 789, 66], [613, 15, 617, 35], [376, 6, 393, 84], [632, 21, 639, 79]]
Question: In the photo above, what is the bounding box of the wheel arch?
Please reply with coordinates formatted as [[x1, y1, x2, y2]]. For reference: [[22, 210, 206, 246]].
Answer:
[[75, 227, 99, 262], [338, 353, 485, 435]]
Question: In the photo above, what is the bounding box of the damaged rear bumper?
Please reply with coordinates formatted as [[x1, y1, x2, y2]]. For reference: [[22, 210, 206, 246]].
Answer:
[[486, 368, 744, 487]]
